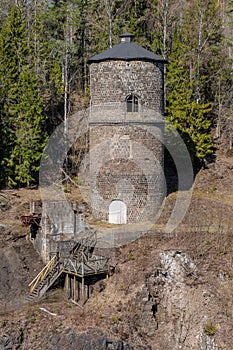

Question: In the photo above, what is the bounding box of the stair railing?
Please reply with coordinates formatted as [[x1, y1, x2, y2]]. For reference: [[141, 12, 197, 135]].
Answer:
[[70, 231, 97, 259], [28, 255, 58, 293]]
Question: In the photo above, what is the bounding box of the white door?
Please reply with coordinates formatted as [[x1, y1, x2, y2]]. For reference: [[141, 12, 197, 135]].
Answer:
[[109, 200, 127, 224]]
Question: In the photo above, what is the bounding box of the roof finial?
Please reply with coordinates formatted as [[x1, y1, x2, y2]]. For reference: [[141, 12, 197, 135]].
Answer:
[[120, 32, 135, 43]]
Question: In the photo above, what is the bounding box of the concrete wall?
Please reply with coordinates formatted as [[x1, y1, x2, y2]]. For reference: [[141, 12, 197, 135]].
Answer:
[[34, 200, 86, 262]]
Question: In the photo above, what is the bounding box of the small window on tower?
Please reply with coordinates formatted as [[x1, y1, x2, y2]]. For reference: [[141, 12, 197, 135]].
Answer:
[[126, 94, 139, 112]]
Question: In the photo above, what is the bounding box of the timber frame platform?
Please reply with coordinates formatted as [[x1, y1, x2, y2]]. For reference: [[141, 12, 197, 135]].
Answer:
[[27, 230, 110, 304]]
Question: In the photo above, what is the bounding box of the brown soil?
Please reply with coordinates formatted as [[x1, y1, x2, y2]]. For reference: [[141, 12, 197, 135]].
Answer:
[[0, 148, 232, 349], [0, 226, 44, 312]]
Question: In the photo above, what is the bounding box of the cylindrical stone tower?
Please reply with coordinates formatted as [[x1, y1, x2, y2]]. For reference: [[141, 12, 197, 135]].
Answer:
[[88, 33, 166, 224]]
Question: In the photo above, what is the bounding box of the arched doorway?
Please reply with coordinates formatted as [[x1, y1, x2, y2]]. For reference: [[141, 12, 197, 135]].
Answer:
[[109, 200, 127, 224]]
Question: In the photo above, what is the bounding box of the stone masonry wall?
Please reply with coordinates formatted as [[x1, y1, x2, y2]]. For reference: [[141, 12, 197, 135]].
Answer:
[[90, 60, 164, 112], [89, 60, 164, 223], [90, 124, 164, 222]]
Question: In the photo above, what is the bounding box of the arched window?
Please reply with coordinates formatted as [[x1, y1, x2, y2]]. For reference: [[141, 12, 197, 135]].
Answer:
[[126, 94, 139, 113]]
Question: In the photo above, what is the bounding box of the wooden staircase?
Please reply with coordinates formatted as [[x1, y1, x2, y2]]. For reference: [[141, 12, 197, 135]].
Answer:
[[26, 230, 108, 302], [27, 255, 63, 301], [70, 231, 96, 261]]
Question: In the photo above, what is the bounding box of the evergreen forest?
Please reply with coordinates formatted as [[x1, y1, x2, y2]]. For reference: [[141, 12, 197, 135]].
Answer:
[[0, 0, 232, 188]]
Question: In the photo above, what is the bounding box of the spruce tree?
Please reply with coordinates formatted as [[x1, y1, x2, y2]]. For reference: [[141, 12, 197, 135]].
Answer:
[[0, 6, 28, 186], [8, 68, 48, 186], [166, 34, 213, 161], [0, 6, 48, 187]]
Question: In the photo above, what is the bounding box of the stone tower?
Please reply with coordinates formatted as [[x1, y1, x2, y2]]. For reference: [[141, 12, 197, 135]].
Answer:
[[88, 33, 166, 224]]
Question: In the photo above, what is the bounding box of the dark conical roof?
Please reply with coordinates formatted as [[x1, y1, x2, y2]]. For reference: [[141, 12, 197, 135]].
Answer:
[[88, 33, 167, 64]]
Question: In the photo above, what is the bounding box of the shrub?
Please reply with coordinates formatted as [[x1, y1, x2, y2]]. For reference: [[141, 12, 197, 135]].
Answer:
[[73, 176, 83, 186], [127, 252, 135, 261], [28, 314, 35, 324], [0, 320, 5, 328], [204, 321, 216, 336], [112, 315, 120, 323]]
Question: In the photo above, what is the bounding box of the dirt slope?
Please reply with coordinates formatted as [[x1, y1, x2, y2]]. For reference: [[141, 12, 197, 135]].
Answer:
[[0, 150, 232, 349], [0, 226, 44, 312]]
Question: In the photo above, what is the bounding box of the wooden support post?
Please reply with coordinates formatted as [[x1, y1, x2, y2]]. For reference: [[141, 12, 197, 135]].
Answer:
[[82, 277, 85, 301], [30, 201, 35, 214], [65, 273, 69, 297], [77, 280, 80, 301], [85, 283, 87, 300], [73, 276, 76, 302], [70, 276, 73, 300]]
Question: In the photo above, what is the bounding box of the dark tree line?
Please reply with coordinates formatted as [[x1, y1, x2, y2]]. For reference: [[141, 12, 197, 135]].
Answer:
[[0, 0, 232, 187]]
